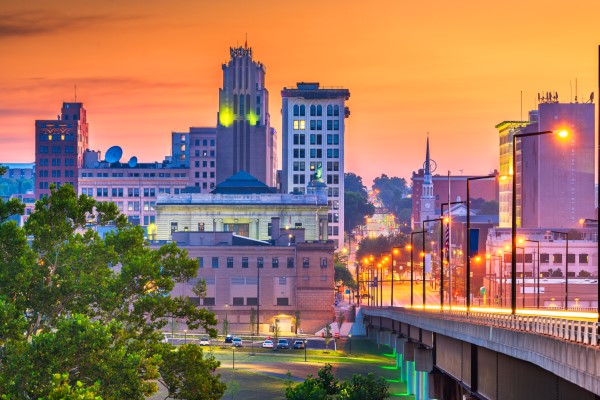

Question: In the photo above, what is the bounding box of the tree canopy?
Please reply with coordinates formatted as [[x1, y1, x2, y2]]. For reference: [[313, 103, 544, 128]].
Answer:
[[0, 184, 222, 399], [344, 173, 368, 198], [344, 191, 375, 235], [372, 174, 411, 230]]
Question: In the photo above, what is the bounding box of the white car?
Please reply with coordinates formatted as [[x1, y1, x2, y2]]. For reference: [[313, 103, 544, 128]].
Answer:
[[262, 339, 274, 348], [199, 337, 210, 346]]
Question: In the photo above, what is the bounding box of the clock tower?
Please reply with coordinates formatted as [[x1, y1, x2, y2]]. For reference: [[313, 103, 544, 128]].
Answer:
[[419, 137, 435, 224]]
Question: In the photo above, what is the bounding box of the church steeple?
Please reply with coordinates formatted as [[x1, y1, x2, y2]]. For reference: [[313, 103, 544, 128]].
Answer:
[[425, 135, 431, 175], [419, 135, 435, 224]]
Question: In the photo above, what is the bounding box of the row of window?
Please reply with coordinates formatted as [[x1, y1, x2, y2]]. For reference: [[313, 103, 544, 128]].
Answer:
[[292, 149, 340, 159], [83, 187, 183, 197], [292, 173, 340, 185], [503, 253, 590, 264], [292, 104, 340, 117], [190, 297, 290, 307], [194, 171, 215, 178], [39, 170, 76, 178], [38, 146, 75, 154], [38, 133, 76, 141], [197, 256, 328, 269], [39, 181, 73, 190], [194, 160, 216, 168], [292, 161, 339, 172], [292, 134, 340, 146], [292, 119, 340, 131]]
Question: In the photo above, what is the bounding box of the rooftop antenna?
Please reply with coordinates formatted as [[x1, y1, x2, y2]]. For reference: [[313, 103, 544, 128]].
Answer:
[[575, 78, 578, 103], [74, 84, 77, 102], [245, 33, 248, 49]]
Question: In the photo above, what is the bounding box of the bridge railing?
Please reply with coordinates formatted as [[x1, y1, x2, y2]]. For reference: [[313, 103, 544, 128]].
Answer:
[[384, 307, 600, 347]]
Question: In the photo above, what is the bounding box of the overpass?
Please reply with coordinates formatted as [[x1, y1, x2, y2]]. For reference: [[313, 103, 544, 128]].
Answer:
[[360, 306, 600, 400]]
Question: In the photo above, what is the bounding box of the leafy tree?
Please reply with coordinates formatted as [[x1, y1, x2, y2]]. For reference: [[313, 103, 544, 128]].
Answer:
[[0, 184, 221, 399], [324, 324, 332, 350], [344, 173, 368, 198], [373, 175, 409, 213], [286, 364, 388, 400], [335, 264, 357, 290], [344, 191, 375, 235], [46, 373, 102, 400], [159, 344, 226, 400], [470, 198, 499, 215]]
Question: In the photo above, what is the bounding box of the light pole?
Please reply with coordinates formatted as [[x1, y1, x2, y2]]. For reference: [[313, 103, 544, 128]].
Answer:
[[348, 333, 352, 355], [409, 231, 424, 307], [525, 239, 540, 308], [224, 304, 229, 337], [466, 175, 496, 311], [184, 329, 187, 345], [441, 201, 466, 309], [304, 339, 307, 362], [550, 230, 569, 308], [422, 218, 443, 308], [511, 129, 568, 315]]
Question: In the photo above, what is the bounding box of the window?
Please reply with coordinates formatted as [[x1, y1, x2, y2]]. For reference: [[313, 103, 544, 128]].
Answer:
[[316, 105, 322, 116], [327, 105, 333, 116], [333, 120, 339, 130], [276, 298, 289, 306], [310, 120, 316, 130], [242, 257, 249, 268], [553, 254, 562, 263], [303, 258, 309, 268], [203, 297, 215, 306], [227, 257, 234, 268], [293, 149, 306, 158], [540, 253, 550, 263], [212, 257, 219, 268], [579, 254, 589, 264], [197, 257, 204, 268], [232, 297, 244, 306], [293, 104, 299, 116], [320, 258, 328, 268], [272, 257, 279, 268], [247, 297, 258, 306], [278, 277, 287, 285], [257, 257, 264, 268], [287, 257, 294, 268], [293, 134, 305, 145], [299, 105, 305, 116], [198, 222, 205, 232], [333, 105, 340, 116], [310, 105, 316, 116]]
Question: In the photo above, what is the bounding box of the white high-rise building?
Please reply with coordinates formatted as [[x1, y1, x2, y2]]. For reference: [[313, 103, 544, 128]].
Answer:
[[281, 82, 350, 250]]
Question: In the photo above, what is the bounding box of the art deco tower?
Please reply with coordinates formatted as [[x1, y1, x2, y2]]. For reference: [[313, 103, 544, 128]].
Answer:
[[216, 45, 276, 187]]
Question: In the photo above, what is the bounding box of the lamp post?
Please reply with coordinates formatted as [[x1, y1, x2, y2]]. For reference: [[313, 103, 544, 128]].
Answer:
[[184, 329, 187, 345], [525, 239, 540, 308], [441, 201, 466, 309], [466, 175, 496, 311], [550, 230, 569, 309], [224, 304, 228, 337], [422, 218, 443, 308], [409, 231, 424, 307], [348, 333, 352, 355], [511, 129, 568, 315], [304, 339, 307, 362]]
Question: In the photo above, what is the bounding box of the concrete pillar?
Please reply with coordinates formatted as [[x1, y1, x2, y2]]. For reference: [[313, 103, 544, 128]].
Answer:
[[406, 361, 415, 396], [415, 369, 422, 400], [415, 347, 433, 372]]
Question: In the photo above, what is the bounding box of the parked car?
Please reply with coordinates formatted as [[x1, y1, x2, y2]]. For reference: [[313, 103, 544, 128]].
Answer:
[[224, 334, 233, 343], [262, 339, 274, 348], [293, 340, 305, 349], [232, 337, 243, 347], [199, 337, 210, 346], [277, 339, 289, 349]]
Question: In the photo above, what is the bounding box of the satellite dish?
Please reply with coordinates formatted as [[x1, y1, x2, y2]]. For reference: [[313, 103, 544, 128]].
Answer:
[[128, 156, 138, 168], [105, 146, 123, 164]]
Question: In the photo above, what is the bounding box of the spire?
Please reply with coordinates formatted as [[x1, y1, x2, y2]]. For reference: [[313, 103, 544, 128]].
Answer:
[[424, 134, 431, 175]]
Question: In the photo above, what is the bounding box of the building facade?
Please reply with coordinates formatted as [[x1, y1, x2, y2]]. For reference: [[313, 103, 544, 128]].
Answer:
[[216, 46, 276, 187], [496, 97, 595, 229], [281, 82, 350, 249], [167, 229, 335, 334], [79, 150, 189, 227], [171, 127, 217, 192], [35, 102, 89, 199]]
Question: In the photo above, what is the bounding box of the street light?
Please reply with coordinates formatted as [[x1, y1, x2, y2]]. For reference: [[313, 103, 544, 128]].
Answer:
[[524, 239, 540, 308], [348, 333, 352, 355], [550, 230, 569, 309], [409, 231, 424, 307], [224, 304, 229, 337], [511, 129, 568, 315], [184, 329, 187, 345], [381, 248, 400, 307], [304, 339, 307, 362], [466, 175, 496, 311], [441, 201, 466, 309], [422, 218, 443, 308]]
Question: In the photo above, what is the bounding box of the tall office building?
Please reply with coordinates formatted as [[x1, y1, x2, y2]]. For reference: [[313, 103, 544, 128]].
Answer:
[[172, 127, 217, 192], [496, 95, 595, 229], [216, 45, 276, 187], [281, 82, 350, 249], [35, 102, 89, 199]]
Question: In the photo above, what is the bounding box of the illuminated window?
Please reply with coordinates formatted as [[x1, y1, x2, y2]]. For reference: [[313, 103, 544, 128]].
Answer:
[[293, 120, 299, 130]]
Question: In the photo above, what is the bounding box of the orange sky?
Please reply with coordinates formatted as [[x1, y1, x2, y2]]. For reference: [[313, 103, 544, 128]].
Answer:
[[1, 0, 599, 186]]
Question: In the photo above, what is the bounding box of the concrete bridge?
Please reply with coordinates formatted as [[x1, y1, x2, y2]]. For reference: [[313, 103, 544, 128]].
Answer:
[[360, 307, 600, 400]]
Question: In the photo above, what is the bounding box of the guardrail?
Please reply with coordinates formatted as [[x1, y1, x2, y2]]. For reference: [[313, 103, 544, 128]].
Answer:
[[365, 307, 600, 347]]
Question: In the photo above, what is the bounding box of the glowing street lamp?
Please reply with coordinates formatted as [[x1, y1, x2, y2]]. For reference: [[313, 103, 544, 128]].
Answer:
[[511, 129, 568, 315]]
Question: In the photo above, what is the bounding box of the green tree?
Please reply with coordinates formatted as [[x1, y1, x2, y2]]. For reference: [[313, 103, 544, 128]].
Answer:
[[335, 264, 357, 290], [324, 324, 332, 350], [0, 184, 221, 399], [344, 173, 368, 198], [159, 344, 226, 400], [344, 191, 375, 235], [338, 373, 389, 399], [46, 373, 102, 400], [372, 175, 408, 213]]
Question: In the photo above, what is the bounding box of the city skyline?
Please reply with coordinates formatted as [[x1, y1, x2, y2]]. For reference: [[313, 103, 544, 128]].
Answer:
[[1, 0, 599, 185]]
